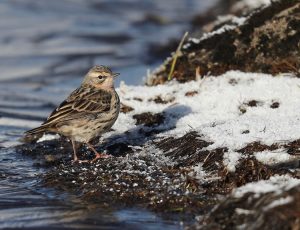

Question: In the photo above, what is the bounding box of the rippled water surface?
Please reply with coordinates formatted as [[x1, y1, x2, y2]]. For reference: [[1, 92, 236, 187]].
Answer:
[[0, 0, 216, 228]]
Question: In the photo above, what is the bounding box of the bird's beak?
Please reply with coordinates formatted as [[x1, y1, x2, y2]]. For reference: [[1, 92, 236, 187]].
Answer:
[[113, 73, 120, 78]]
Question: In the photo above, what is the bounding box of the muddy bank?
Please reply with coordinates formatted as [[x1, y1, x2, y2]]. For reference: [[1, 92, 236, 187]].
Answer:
[[196, 184, 300, 230], [18, 101, 300, 227], [18, 131, 217, 218], [148, 0, 300, 85], [18, 125, 300, 225]]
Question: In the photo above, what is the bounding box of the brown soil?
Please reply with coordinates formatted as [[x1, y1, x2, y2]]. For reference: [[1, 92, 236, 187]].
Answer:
[[196, 185, 300, 230], [185, 91, 199, 97], [148, 96, 175, 104], [237, 142, 280, 154], [270, 101, 280, 109], [148, 0, 300, 85], [133, 112, 165, 126], [17, 130, 300, 227], [120, 103, 134, 113], [245, 100, 261, 107]]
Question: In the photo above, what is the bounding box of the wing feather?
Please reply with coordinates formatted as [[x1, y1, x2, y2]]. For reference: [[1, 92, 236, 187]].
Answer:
[[41, 87, 112, 128]]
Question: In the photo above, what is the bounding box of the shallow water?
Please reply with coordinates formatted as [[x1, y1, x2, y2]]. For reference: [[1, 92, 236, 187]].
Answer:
[[0, 0, 216, 228], [0, 150, 182, 229]]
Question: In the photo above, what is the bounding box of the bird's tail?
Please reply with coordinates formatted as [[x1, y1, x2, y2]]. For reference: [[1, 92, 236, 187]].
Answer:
[[21, 126, 47, 143]]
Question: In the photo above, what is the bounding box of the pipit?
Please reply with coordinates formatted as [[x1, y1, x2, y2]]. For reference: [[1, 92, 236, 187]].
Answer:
[[24, 65, 120, 163]]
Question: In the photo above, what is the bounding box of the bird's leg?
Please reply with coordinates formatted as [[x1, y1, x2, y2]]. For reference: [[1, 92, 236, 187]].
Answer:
[[71, 139, 79, 162], [86, 143, 111, 163], [71, 139, 89, 163]]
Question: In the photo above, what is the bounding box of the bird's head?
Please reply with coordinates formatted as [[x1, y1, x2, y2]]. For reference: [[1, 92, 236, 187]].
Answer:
[[82, 65, 119, 89]]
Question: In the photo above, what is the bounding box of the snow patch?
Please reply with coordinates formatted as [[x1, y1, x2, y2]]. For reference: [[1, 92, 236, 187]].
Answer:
[[263, 196, 293, 211], [106, 71, 300, 173], [183, 15, 247, 49], [233, 0, 272, 12], [223, 151, 241, 172], [191, 163, 207, 180], [37, 133, 60, 143], [233, 175, 300, 198], [254, 150, 294, 166]]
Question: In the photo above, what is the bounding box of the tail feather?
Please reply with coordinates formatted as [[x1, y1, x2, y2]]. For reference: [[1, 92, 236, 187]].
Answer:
[[22, 126, 48, 143]]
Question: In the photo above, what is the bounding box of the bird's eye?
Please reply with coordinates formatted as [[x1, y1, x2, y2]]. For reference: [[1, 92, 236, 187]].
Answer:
[[98, 75, 105, 80]]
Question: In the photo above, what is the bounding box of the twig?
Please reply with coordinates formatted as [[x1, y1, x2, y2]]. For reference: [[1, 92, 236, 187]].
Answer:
[[203, 151, 213, 165], [167, 31, 189, 81], [195, 66, 201, 81]]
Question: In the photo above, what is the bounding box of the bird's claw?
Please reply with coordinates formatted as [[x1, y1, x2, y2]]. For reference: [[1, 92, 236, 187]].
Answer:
[[72, 158, 89, 164], [90, 153, 112, 163]]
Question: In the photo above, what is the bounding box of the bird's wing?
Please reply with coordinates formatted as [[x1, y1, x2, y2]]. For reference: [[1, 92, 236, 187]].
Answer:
[[42, 87, 112, 127]]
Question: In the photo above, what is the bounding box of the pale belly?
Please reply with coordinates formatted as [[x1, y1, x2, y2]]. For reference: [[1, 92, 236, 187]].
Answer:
[[57, 108, 119, 143]]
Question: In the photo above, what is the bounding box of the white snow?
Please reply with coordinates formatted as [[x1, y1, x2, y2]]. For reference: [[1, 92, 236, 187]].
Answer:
[[106, 71, 300, 172], [254, 150, 295, 166], [223, 151, 241, 172], [235, 208, 254, 215], [184, 24, 236, 48], [37, 133, 60, 143], [232, 0, 272, 12], [235, 196, 293, 214], [183, 15, 247, 49], [217, 15, 247, 26], [263, 196, 293, 211], [233, 175, 300, 198], [183, 0, 272, 49], [100, 71, 300, 172], [191, 163, 207, 180]]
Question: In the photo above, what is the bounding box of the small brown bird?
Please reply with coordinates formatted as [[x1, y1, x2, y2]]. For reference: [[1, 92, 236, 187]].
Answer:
[[24, 65, 120, 162]]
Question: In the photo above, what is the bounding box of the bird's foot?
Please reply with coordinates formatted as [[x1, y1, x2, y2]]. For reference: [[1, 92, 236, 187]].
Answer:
[[90, 153, 112, 163], [72, 158, 89, 164]]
